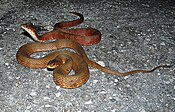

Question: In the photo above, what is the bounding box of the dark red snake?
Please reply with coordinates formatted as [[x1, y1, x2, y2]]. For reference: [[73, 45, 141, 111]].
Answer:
[[21, 12, 101, 46]]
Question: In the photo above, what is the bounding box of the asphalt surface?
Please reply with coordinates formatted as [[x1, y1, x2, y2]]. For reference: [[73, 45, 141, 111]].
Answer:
[[0, 0, 175, 112]]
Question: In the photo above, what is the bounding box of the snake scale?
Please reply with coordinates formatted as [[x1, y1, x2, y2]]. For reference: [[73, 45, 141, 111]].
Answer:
[[16, 12, 170, 89]]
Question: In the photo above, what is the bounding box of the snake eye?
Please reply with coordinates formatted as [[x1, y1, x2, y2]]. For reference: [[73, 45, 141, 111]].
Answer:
[[51, 63, 56, 66]]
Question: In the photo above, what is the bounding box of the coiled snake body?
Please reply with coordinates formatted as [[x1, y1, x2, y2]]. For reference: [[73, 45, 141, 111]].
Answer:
[[16, 12, 170, 89]]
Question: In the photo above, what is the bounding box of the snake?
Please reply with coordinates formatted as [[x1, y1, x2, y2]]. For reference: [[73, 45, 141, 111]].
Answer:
[[17, 12, 171, 89], [21, 12, 101, 46]]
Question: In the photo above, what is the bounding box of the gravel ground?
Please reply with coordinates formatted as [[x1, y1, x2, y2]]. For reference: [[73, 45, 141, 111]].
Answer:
[[0, 0, 175, 112]]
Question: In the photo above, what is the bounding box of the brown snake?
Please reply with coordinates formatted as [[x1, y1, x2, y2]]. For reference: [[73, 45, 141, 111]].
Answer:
[[16, 12, 171, 89]]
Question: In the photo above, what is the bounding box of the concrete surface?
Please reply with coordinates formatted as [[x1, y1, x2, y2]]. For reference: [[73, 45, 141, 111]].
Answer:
[[0, 0, 175, 112]]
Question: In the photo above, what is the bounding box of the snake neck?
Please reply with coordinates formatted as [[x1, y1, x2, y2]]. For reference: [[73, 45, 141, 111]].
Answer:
[[21, 24, 42, 42]]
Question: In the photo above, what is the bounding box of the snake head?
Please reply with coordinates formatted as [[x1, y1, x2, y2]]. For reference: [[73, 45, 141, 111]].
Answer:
[[21, 24, 36, 34], [47, 58, 62, 69], [21, 24, 42, 42]]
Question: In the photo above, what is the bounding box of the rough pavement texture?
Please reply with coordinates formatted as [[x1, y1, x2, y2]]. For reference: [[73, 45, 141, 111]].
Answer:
[[0, 0, 175, 112]]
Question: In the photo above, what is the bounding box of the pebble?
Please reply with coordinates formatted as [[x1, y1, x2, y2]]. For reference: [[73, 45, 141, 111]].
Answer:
[[45, 104, 52, 108], [93, 80, 98, 84], [160, 42, 165, 46], [84, 100, 93, 105], [124, 76, 129, 79], [97, 61, 105, 67], [114, 79, 118, 82], [5, 62, 9, 66], [43, 97, 50, 100], [24, 110, 30, 112], [55, 92, 61, 97], [29, 91, 37, 96], [15, 76, 20, 79]]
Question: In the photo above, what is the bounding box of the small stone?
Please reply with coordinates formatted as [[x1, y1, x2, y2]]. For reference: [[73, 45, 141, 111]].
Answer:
[[160, 42, 165, 46], [93, 80, 98, 84], [84, 100, 93, 105], [97, 61, 105, 67], [15, 83, 19, 86], [56, 86, 61, 90], [46, 85, 50, 88], [43, 97, 50, 100], [5, 62, 9, 66], [24, 110, 30, 112], [126, 84, 130, 87], [124, 76, 128, 79], [30, 91, 37, 96], [172, 97, 175, 100], [15, 76, 20, 79], [116, 25, 120, 28], [45, 104, 52, 108], [55, 92, 61, 97], [157, 73, 161, 76], [114, 79, 118, 82]]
